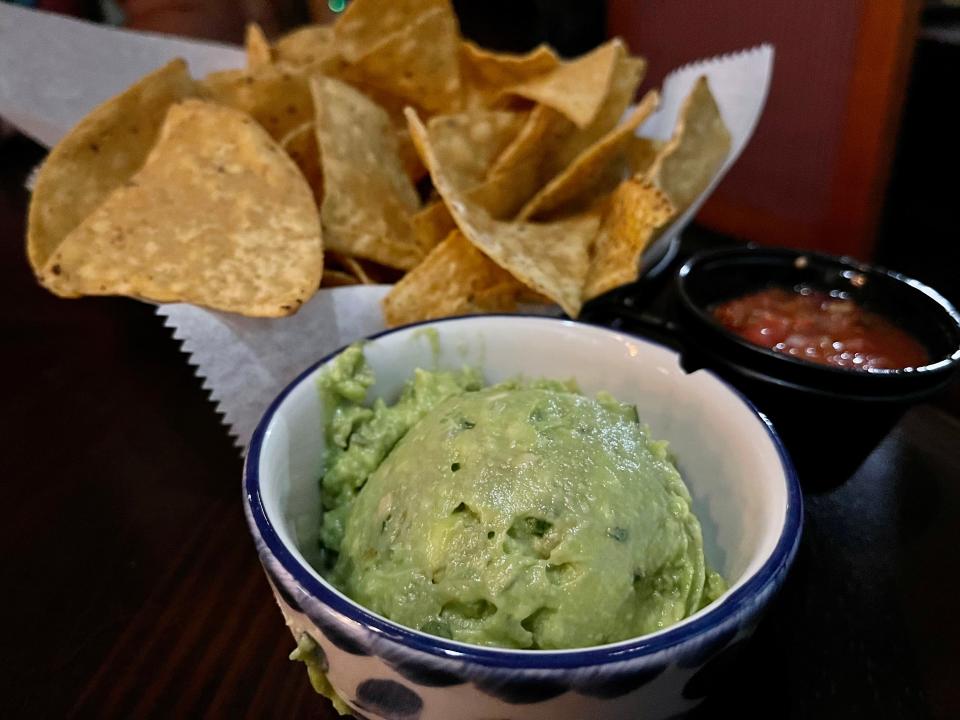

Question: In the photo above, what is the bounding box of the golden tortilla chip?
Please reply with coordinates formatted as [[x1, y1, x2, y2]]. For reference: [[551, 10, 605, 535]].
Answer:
[[483, 104, 568, 210], [548, 54, 647, 174], [423, 110, 527, 191], [382, 230, 520, 327], [274, 24, 340, 72], [348, 7, 461, 114], [322, 269, 361, 287], [245, 22, 273, 69], [339, 256, 375, 284], [484, 53, 645, 214], [27, 59, 197, 276], [501, 39, 625, 128], [582, 178, 675, 302], [38, 100, 323, 317], [645, 76, 731, 211], [519, 89, 659, 220], [412, 200, 456, 253], [279, 121, 323, 205], [408, 109, 601, 317], [334, 0, 450, 63], [625, 135, 665, 176], [311, 76, 422, 270], [201, 64, 313, 142], [459, 41, 559, 109]]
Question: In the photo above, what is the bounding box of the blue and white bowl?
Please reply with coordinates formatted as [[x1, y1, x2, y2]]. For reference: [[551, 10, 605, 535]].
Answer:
[[243, 316, 802, 720]]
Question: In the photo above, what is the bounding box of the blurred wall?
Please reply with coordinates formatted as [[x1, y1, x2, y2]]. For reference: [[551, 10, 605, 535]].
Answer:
[[610, 0, 920, 259]]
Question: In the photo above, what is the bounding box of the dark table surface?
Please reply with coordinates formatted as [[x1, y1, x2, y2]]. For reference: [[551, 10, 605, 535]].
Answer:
[[3, 133, 959, 719]]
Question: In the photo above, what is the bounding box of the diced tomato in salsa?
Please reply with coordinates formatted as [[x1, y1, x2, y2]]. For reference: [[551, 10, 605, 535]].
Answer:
[[711, 287, 929, 370]]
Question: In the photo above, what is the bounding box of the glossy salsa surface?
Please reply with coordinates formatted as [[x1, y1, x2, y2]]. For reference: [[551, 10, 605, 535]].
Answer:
[[711, 286, 930, 371]]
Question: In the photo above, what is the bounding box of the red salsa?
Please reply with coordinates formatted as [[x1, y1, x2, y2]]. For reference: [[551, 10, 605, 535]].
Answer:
[[711, 286, 929, 370]]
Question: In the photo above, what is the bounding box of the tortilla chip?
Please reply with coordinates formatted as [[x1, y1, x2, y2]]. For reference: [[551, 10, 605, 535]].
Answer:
[[548, 54, 647, 173], [339, 256, 375, 284], [412, 200, 456, 253], [408, 109, 601, 317], [411, 157, 544, 253], [483, 104, 569, 210], [501, 39, 625, 128], [322, 269, 361, 287], [348, 7, 461, 114], [645, 77, 731, 211], [27, 59, 197, 276], [334, 0, 450, 63], [279, 121, 323, 205], [38, 100, 323, 317], [484, 52, 645, 213], [274, 24, 340, 72], [201, 64, 313, 142], [519, 89, 659, 220], [382, 230, 520, 327], [459, 41, 559, 109], [423, 110, 527, 191], [626, 135, 665, 176], [245, 22, 273, 69], [395, 123, 429, 184], [311, 76, 422, 270], [582, 178, 675, 301]]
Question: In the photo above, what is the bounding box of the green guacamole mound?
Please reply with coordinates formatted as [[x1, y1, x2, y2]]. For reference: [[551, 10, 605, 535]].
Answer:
[[314, 344, 726, 650]]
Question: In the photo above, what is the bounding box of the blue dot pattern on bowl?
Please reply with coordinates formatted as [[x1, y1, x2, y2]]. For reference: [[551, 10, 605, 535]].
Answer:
[[354, 678, 423, 720], [381, 652, 467, 688], [682, 637, 749, 699]]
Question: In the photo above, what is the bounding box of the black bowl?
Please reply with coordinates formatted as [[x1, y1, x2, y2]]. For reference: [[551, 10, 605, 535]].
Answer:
[[674, 247, 960, 488]]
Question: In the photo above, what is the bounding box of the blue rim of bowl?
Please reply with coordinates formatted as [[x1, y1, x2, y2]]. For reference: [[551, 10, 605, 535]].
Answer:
[[244, 315, 803, 669], [678, 246, 960, 377]]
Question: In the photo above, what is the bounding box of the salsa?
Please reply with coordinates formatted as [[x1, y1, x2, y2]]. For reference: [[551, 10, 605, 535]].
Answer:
[[712, 286, 929, 370]]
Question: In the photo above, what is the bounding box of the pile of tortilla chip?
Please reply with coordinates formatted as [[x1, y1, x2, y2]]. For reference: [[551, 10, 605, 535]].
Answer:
[[27, 0, 731, 321]]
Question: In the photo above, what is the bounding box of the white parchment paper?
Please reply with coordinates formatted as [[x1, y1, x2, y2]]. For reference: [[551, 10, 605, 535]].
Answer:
[[0, 5, 773, 449]]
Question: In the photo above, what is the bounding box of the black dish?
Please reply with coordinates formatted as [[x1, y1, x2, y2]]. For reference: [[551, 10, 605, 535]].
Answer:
[[674, 247, 960, 488]]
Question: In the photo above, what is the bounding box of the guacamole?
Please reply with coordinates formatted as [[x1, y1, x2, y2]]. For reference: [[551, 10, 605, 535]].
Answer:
[[315, 344, 725, 650]]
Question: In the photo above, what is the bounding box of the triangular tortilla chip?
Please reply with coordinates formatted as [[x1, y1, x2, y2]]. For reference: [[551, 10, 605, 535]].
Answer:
[[408, 109, 601, 317], [382, 230, 520, 327], [501, 39, 625, 128], [520, 89, 660, 220], [410, 167, 539, 254], [626, 135, 664, 176], [322, 269, 361, 287], [645, 76, 731, 211], [348, 7, 461, 114], [245, 22, 273, 69], [459, 41, 559, 109], [583, 178, 675, 301], [311, 76, 422, 270], [334, 0, 451, 63], [549, 54, 647, 173], [274, 24, 341, 73], [279, 121, 323, 205], [423, 110, 527, 191], [485, 52, 646, 213], [38, 100, 323, 317], [412, 200, 456, 253], [201, 64, 313, 142], [483, 104, 569, 210], [27, 59, 197, 275]]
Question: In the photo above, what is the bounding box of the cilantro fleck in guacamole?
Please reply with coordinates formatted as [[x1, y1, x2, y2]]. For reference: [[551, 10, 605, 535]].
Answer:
[[314, 344, 725, 650]]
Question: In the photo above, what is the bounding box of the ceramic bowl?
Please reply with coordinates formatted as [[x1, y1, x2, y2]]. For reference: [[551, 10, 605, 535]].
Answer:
[[243, 316, 802, 720]]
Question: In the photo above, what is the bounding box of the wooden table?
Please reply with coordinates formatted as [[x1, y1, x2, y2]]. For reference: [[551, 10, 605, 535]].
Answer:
[[3, 134, 958, 719]]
